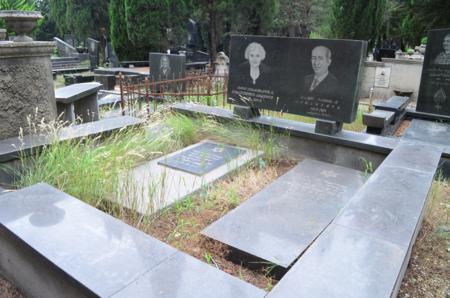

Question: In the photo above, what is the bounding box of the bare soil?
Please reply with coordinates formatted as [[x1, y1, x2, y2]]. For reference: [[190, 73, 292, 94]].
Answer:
[[395, 119, 412, 137]]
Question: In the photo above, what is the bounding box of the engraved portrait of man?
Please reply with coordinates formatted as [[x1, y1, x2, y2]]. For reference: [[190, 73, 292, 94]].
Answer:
[[303, 46, 339, 96], [159, 55, 172, 80]]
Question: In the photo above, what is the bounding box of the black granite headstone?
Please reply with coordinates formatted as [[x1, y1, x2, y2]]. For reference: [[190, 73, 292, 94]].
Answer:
[[158, 142, 245, 176], [149, 53, 186, 82], [227, 35, 367, 123], [417, 28, 450, 116]]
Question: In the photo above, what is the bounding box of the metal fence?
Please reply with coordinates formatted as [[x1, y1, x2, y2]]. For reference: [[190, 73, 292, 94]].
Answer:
[[119, 71, 228, 116]]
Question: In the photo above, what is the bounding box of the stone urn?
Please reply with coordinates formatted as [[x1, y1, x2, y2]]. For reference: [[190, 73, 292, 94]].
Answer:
[[0, 10, 42, 42]]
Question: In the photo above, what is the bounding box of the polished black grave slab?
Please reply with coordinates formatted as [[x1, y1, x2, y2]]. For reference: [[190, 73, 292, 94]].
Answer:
[[403, 119, 450, 152], [268, 141, 442, 298], [0, 183, 177, 297], [202, 159, 365, 268], [158, 141, 246, 176], [0, 183, 266, 298], [112, 252, 266, 298]]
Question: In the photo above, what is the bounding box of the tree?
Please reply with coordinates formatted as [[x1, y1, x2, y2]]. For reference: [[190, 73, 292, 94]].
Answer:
[[231, 0, 277, 35], [330, 0, 386, 48], [65, 0, 109, 42], [393, 0, 450, 47], [49, 0, 67, 36], [109, 0, 132, 59], [192, 0, 231, 65]]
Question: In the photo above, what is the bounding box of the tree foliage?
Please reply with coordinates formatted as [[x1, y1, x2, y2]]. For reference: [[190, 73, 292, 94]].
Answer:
[[393, 0, 450, 47], [330, 0, 386, 47]]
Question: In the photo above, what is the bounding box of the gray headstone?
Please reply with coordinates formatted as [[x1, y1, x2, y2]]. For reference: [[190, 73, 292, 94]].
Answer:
[[416, 28, 450, 116], [227, 35, 367, 123], [149, 52, 186, 82], [86, 38, 99, 68], [202, 159, 365, 268]]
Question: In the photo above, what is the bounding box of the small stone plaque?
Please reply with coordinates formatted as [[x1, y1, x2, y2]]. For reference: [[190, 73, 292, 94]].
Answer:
[[227, 35, 367, 123], [374, 66, 391, 88], [158, 142, 246, 176], [417, 28, 450, 116]]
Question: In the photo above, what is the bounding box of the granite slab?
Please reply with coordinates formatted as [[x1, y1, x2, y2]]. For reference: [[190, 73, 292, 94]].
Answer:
[[267, 224, 407, 298], [55, 82, 102, 104], [0, 183, 177, 297], [403, 119, 450, 152], [112, 252, 266, 298], [0, 116, 143, 162], [363, 110, 395, 128], [119, 140, 262, 215], [335, 141, 442, 247], [202, 159, 365, 268], [374, 96, 410, 111], [158, 142, 246, 176]]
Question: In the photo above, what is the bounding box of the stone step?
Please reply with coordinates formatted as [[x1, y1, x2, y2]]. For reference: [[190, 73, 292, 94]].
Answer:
[[374, 96, 411, 112], [202, 159, 366, 268], [363, 110, 395, 129], [267, 141, 442, 298], [0, 183, 266, 298]]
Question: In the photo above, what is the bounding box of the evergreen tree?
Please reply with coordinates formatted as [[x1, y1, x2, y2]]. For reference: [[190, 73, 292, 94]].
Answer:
[[232, 0, 277, 35], [109, 0, 132, 60], [65, 0, 109, 42], [49, 0, 67, 36], [330, 0, 386, 48]]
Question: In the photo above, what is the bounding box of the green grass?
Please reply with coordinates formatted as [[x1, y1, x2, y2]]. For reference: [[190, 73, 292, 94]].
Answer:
[[14, 112, 281, 214]]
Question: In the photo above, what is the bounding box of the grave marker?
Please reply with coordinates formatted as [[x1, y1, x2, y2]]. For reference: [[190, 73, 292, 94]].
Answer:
[[158, 142, 246, 176], [228, 35, 367, 123], [149, 52, 186, 82], [416, 28, 450, 116]]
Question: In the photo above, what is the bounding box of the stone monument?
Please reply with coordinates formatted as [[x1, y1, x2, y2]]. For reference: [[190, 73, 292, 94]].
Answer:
[[416, 28, 450, 116], [0, 11, 56, 140], [227, 35, 367, 126]]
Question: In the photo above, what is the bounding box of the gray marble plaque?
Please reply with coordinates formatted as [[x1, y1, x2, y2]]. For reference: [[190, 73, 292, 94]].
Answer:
[[202, 159, 365, 267], [158, 142, 246, 176]]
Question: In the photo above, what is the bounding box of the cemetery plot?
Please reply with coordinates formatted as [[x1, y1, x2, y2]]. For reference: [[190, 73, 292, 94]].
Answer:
[[227, 35, 367, 123], [119, 140, 261, 215], [202, 159, 365, 268]]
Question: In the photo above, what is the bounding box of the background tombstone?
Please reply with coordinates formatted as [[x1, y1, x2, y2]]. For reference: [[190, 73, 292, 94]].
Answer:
[[86, 38, 99, 69], [227, 35, 367, 124], [416, 28, 450, 116], [149, 53, 186, 82]]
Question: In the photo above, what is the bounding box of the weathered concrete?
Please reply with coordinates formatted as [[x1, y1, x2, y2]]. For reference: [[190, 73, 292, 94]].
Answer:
[[0, 41, 56, 139], [358, 59, 423, 102]]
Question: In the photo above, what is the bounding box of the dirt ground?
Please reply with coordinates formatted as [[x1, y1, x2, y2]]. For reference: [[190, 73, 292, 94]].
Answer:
[[1, 161, 448, 296]]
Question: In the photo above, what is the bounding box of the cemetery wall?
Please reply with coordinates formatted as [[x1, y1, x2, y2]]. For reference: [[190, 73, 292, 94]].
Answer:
[[359, 59, 423, 101]]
